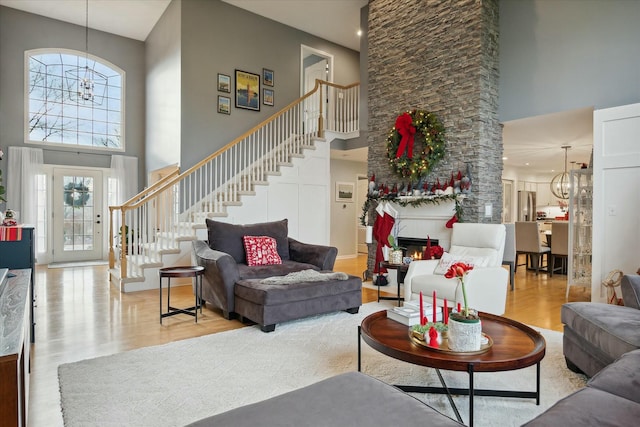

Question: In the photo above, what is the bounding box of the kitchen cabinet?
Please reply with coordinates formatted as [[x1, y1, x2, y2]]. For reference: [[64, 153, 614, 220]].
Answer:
[[536, 182, 555, 207], [517, 180, 537, 192], [568, 169, 592, 294]]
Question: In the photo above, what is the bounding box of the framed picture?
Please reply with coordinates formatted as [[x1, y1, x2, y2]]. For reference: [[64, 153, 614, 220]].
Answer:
[[217, 73, 231, 93], [235, 69, 260, 111], [263, 88, 274, 106], [218, 95, 231, 115], [263, 68, 274, 87], [335, 182, 355, 203]]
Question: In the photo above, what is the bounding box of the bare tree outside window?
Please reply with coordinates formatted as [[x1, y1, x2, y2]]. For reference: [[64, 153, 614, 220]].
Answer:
[[26, 50, 123, 150]]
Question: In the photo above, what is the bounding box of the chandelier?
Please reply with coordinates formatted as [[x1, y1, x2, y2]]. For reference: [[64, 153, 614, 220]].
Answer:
[[64, 0, 107, 105], [550, 145, 571, 199]]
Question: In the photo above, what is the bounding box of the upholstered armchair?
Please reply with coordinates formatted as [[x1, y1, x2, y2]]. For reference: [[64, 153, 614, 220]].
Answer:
[[403, 223, 509, 315]]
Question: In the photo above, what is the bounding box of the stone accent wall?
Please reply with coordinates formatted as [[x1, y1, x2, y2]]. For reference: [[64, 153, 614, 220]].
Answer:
[[366, 0, 501, 274]]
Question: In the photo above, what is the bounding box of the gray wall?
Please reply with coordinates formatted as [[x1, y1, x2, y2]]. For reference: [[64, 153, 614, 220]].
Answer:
[[146, 0, 182, 174], [0, 6, 146, 184], [173, 0, 360, 171], [500, 0, 640, 122]]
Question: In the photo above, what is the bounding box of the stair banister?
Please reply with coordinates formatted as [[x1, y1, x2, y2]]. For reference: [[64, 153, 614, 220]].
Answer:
[[108, 79, 359, 283]]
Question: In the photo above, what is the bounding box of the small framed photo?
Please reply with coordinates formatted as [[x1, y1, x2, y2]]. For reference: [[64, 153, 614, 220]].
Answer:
[[263, 68, 274, 87], [335, 181, 355, 203], [235, 69, 260, 111], [217, 73, 231, 93], [218, 95, 231, 115], [263, 88, 274, 106]]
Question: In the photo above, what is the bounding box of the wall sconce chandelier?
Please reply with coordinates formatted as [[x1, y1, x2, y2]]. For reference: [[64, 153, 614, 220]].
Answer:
[[550, 145, 572, 199]]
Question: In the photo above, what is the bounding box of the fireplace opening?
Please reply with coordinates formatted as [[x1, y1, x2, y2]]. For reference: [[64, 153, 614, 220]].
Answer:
[[396, 237, 439, 260]]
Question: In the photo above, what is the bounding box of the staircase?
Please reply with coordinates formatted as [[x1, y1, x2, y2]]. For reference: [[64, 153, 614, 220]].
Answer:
[[109, 80, 360, 292]]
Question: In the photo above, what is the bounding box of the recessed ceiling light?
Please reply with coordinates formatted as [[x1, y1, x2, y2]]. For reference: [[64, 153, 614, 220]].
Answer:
[[525, 162, 530, 166], [502, 156, 508, 160], [357, 29, 362, 36]]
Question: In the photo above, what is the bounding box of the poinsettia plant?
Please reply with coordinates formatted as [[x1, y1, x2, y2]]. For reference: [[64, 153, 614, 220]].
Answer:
[[444, 262, 474, 317]]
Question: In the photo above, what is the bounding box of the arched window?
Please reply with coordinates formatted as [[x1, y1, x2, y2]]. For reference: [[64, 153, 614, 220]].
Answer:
[[26, 49, 124, 150]]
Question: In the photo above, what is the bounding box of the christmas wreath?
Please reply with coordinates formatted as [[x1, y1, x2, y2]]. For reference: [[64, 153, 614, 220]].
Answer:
[[64, 182, 90, 208], [386, 109, 446, 181]]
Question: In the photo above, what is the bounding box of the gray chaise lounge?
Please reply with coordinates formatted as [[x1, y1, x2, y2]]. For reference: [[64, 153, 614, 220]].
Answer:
[[192, 219, 362, 331], [562, 274, 640, 377]]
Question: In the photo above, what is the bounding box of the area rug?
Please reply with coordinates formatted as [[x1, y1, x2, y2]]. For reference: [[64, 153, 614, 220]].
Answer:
[[58, 302, 587, 427]]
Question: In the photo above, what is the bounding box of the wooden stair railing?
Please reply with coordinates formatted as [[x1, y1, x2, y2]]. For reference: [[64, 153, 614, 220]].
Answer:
[[108, 79, 359, 280]]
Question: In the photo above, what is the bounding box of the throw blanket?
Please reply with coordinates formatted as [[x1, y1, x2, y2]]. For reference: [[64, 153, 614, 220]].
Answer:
[[261, 269, 349, 285]]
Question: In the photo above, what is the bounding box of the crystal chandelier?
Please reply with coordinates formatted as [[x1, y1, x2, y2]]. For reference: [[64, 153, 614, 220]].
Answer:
[[550, 145, 571, 199]]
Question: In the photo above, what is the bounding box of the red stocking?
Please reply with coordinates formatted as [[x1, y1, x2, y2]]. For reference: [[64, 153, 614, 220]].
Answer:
[[445, 214, 458, 229]]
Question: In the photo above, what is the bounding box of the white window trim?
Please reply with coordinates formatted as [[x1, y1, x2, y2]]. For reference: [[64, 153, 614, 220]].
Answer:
[[24, 48, 126, 153]]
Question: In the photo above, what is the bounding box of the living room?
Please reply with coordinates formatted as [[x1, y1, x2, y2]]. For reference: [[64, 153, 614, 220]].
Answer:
[[1, 0, 640, 425]]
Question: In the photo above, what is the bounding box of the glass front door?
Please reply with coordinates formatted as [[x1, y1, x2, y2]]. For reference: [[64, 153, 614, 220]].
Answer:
[[52, 168, 103, 262]]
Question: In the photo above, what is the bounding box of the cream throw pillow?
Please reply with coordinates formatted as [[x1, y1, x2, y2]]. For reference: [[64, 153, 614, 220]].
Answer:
[[433, 252, 482, 275]]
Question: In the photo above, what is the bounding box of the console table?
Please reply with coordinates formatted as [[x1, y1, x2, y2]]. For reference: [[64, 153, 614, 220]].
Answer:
[[0, 226, 36, 342]]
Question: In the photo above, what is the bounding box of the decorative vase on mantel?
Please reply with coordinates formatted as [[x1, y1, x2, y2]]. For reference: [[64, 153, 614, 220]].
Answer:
[[447, 310, 482, 352]]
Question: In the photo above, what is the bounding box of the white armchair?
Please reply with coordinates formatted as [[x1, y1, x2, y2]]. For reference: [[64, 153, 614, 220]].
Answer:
[[403, 223, 508, 315]]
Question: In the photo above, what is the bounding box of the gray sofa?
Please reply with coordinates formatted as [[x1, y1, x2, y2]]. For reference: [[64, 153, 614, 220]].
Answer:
[[192, 219, 362, 331], [561, 274, 640, 377], [187, 349, 640, 427]]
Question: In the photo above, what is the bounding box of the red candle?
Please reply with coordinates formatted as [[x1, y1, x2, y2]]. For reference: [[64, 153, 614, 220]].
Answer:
[[444, 299, 448, 324], [432, 291, 436, 324], [457, 302, 462, 313], [419, 291, 425, 326]]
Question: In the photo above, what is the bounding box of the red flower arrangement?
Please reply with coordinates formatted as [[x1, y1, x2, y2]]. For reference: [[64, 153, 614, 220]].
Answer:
[[444, 262, 474, 317], [430, 245, 444, 259]]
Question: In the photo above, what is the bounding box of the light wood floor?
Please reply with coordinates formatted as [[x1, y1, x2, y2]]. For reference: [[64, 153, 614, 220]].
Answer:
[[27, 255, 590, 426]]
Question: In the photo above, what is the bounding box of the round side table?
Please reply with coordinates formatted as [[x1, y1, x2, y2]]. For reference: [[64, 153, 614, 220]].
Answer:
[[158, 265, 205, 324]]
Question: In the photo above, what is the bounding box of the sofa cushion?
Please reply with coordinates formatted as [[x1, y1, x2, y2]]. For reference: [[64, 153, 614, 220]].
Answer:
[[587, 349, 640, 404], [242, 235, 282, 266], [186, 372, 462, 427], [522, 387, 640, 426], [562, 302, 640, 362], [235, 273, 362, 305], [412, 273, 459, 301], [237, 260, 319, 280], [206, 219, 289, 263]]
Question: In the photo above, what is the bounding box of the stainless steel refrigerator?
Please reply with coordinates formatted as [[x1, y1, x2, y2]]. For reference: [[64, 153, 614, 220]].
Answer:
[[517, 191, 536, 221]]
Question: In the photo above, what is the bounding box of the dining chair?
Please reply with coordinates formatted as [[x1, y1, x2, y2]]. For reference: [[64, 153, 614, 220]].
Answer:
[[549, 221, 569, 276], [502, 223, 516, 290], [515, 221, 550, 275]]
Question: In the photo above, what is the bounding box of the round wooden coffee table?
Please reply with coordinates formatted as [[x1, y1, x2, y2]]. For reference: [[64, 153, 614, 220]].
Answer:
[[358, 310, 546, 427]]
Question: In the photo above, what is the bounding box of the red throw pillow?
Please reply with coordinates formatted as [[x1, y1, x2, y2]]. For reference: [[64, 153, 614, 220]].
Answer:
[[243, 235, 283, 266]]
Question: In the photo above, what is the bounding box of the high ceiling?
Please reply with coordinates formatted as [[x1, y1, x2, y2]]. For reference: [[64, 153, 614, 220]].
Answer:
[[0, 0, 366, 50], [0, 0, 593, 172]]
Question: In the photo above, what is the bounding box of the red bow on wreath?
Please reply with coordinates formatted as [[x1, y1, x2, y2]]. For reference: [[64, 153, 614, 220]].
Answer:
[[395, 112, 416, 159]]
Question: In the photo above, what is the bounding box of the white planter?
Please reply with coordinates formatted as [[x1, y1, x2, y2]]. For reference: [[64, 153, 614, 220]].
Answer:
[[389, 249, 403, 264], [447, 314, 482, 352]]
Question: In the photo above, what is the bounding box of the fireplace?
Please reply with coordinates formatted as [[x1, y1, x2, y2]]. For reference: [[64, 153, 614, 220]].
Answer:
[[396, 237, 439, 261]]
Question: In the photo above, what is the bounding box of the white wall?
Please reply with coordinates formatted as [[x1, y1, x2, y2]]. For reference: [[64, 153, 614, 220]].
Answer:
[[593, 103, 640, 302], [330, 158, 367, 257]]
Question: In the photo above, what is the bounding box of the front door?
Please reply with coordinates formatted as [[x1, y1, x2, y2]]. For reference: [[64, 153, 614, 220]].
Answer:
[[52, 168, 103, 262]]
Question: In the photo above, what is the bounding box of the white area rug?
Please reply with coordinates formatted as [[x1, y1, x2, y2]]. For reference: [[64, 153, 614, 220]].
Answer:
[[58, 302, 587, 427]]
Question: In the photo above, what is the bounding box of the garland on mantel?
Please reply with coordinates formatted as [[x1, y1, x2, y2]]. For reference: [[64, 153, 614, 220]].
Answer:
[[360, 194, 464, 227]]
